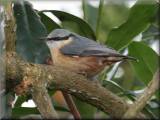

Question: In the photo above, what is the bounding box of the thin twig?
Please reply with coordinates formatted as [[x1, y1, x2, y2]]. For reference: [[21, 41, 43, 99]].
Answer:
[[62, 92, 81, 119], [123, 69, 159, 118]]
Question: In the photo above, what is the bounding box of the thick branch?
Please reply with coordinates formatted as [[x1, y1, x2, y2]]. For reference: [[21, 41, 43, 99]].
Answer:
[[3, 2, 16, 118], [6, 52, 145, 118], [45, 57, 81, 119], [5, 2, 16, 52], [31, 85, 59, 119], [123, 70, 159, 118]]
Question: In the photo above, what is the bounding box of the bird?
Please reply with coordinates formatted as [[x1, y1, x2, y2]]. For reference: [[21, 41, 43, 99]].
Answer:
[[42, 29, 136, 79]]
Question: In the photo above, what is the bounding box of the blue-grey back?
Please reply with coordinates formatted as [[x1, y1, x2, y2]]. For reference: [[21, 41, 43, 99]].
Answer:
[[60, 34, 123, 57]]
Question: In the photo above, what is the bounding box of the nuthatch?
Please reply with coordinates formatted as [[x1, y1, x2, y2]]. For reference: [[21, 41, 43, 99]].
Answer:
[[43, 29, 136, 79]]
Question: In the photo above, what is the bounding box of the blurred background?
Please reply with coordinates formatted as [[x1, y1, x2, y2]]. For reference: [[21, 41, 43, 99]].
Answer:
[[29, 0, 158, 52]]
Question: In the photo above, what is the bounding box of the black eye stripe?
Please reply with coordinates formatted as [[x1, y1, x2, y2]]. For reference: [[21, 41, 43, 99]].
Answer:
[[47, 34, 73, 41]]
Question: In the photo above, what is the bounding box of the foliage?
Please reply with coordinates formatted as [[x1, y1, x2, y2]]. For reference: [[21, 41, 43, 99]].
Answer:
[[13, 1, 50, 63], [2, 0, 159, 118], [128, 41, 158, 84], [39, 10, 96, 40], [106, 2, 157, 50]]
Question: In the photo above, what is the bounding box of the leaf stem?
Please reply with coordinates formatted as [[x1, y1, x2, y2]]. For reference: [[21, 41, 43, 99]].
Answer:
[[96, 0, 104, 40], [82, 0, 87, 21]]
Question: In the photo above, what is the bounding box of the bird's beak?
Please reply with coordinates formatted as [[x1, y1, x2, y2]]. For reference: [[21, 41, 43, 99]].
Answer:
[[39, 37, 47, 41], [124, 55, 139, 62]]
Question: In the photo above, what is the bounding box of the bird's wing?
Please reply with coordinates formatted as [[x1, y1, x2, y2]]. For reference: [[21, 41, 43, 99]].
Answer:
[[60, 34, 124, 57]]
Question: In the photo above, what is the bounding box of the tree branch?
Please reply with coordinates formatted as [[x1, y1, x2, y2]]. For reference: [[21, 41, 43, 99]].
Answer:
[[123, 69, 159, 118], [46, 57, 81, 119], [4, 2, 16, 52], [62, 92, 81, 119], [31, 85, 59, 119], [7, 53, 59, 119], [6, 52, 145, 118], [2, 2, 16, 118], [4, 2, 59, 118]]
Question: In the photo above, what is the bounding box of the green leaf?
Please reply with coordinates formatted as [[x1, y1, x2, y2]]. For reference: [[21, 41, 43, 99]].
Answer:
[[106, 1, 157, 50], [14, 95, 31, 107], [128, 41, 158, 84], [82, 1, 129, 42], [96, 0, 104, 39], [103, 80, 125, 93], [54, 105, 70, 112], [13, 1, 50, 63], [38, 12, 61, 33], [12, 107, 39, 118], [74, 98, 96, 118], [14, 96, 27, 107], [41, 10, 96, 40], [12, 105, 69, 118], [82, 0, 98, 31]]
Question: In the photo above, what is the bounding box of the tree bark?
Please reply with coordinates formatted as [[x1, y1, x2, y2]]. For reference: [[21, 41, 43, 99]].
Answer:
[[6, 52, 145, 118]]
